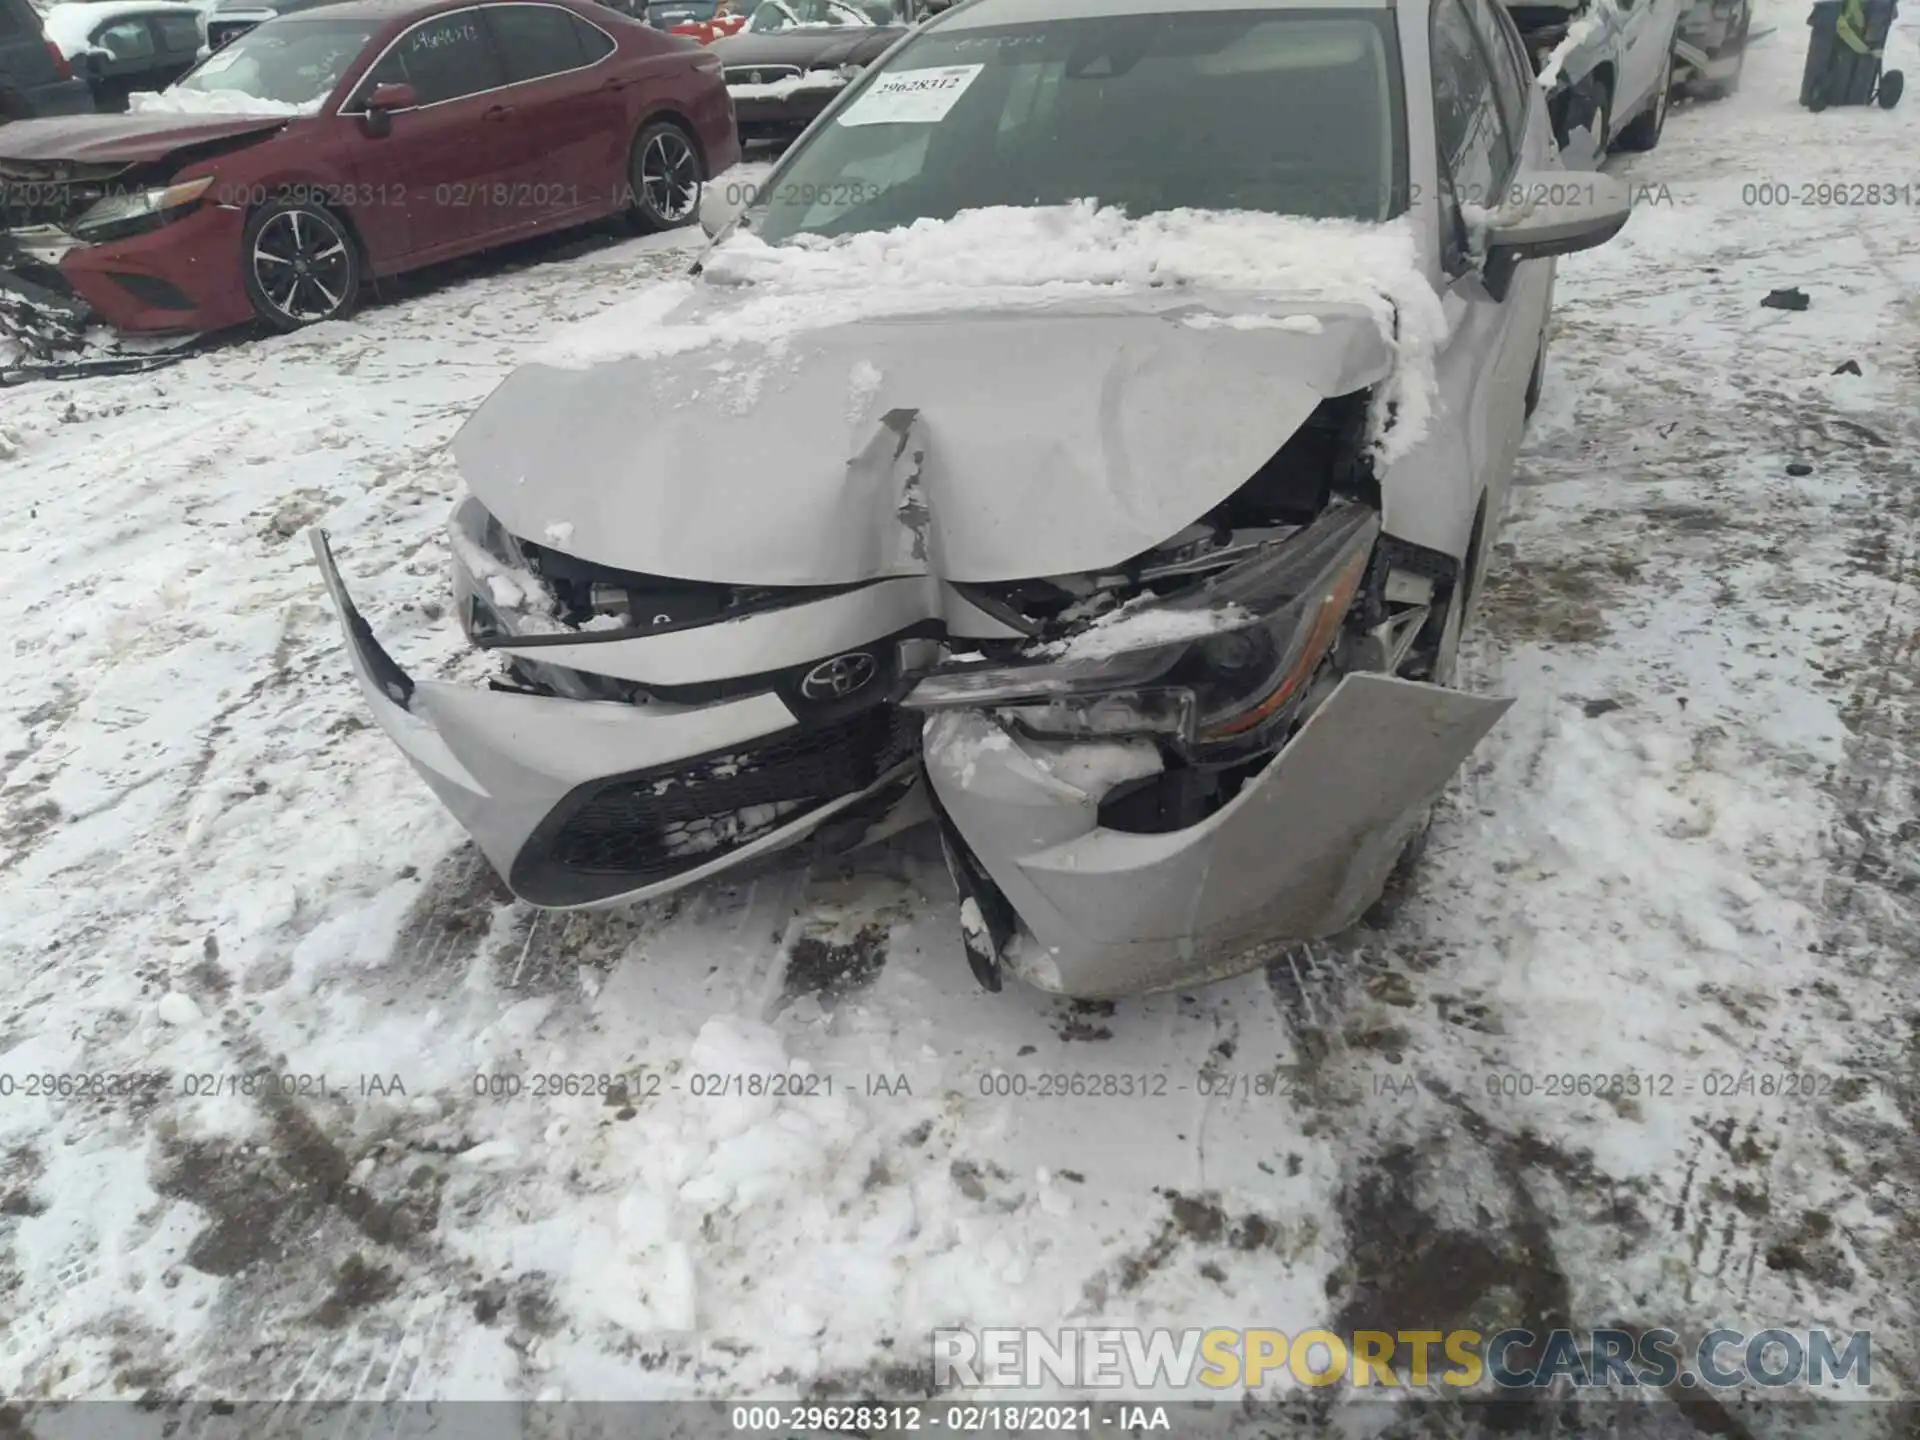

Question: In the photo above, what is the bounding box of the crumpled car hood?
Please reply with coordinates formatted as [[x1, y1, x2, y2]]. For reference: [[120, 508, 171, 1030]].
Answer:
[[0, 113, 289, 165], [453, 291, 1394, 587]]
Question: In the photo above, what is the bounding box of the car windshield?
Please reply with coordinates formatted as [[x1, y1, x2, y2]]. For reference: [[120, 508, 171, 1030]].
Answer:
[[745, 0, 873, 30], [751, 8, 1404, 242], [648, 0, 719, 20], [172, 17, 377, 108]]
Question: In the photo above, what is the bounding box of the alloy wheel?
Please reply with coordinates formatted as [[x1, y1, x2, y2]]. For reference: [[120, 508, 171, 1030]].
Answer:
[[639, 129, 701, 223], [251, 208, 353, 325]]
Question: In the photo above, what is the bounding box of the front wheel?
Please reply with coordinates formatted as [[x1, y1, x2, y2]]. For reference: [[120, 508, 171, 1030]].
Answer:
[[1878, 69, 1905, 108], [625, 121, 705, 234], [242, 200, 360, 332]]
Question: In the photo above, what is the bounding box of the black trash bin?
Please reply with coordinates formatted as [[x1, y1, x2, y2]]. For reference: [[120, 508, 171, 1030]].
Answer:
[[1801, 0, 1904, 107]]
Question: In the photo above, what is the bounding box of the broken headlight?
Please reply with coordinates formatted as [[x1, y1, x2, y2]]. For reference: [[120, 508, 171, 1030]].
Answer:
[[902, 504, 1380, 755], [69, 175, 214, 243]]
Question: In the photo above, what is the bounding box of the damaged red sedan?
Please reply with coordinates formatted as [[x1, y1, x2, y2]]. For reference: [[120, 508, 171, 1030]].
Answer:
[[0, 0, 737, 334]]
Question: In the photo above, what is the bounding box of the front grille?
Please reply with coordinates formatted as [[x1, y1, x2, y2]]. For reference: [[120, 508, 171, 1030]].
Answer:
[[725, 64, 803, 84], [515, 705, 922, 901]]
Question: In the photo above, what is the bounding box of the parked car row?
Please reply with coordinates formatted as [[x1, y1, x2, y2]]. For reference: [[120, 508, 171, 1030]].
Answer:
[[310, 0, 1637, 999], [42, 2, 208, 112], [0, 0, 736, 332]]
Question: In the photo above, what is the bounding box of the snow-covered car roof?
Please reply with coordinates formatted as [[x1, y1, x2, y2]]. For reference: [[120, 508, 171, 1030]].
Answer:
[[41, 0, 205, 56]]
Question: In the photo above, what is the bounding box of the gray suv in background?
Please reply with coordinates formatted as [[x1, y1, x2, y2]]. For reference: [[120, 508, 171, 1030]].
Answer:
[[0, 0, 95, 118]]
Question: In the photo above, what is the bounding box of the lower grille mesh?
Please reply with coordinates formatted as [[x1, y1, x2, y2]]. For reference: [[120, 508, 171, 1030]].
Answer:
[[537, 706, 922, 886]]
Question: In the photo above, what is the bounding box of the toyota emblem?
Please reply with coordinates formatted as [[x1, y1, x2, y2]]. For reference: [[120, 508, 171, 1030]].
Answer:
[[801, 652, 878, 700]]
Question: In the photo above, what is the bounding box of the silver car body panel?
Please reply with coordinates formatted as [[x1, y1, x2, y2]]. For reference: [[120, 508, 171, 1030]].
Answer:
[[453, 297, 1395, 587], [925, 675, 1513, 997], [313, 532, 915, 904]]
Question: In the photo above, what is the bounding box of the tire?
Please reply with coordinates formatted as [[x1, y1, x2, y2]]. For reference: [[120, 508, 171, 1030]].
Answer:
[[1878, 69, 1904, 108], [241, 199, 360, 332], [625, 120, 705, 234], [1615, 38, 1676, 151]]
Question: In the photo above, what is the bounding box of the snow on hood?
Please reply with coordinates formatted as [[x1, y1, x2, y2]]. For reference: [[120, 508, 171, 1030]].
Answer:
[[536, 201, 1446, 457], [129, 87, 320, 117], [457, 203, 1443, 587], [726, 69, 851, 98]]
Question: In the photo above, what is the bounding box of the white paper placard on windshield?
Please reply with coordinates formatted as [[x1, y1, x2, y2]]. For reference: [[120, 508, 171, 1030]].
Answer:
[[835, 64, 983, 126]]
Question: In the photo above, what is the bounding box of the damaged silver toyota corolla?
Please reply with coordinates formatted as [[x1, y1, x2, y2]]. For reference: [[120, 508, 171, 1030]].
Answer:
[[314, 0, 1633, 998]]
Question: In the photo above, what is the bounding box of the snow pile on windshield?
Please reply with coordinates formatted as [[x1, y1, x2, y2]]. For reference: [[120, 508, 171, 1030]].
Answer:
[[1535, 0, 1625, 90], [130, 87, 318, 117], [536, 201, 1448, 462]]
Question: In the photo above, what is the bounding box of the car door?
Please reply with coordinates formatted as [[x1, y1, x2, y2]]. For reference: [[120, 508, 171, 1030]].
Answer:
[[1608, 0, 1660, 116], [338, 9, 517, 260], [478, 3, 625, 225], [85, 14, 162, 110], [1463, 0, 1552, 487], [1426, 0, 1537, 588]]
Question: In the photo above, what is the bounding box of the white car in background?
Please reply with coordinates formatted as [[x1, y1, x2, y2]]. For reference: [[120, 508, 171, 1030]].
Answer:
[[316, 0, 1632, 999], [1507, 0, 1689, 162]]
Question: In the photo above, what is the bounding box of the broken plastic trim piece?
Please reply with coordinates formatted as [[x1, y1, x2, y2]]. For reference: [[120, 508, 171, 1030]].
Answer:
[[309, 530, 416, 708], [926, 774, 1012, 992]]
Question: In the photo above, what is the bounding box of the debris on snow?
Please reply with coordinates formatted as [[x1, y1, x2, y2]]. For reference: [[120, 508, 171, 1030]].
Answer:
[[846, 359, 884, 425], [155, 991, 202, 1026], [455, 1139, 521, 1169], [1761, 286, 1811, 311]]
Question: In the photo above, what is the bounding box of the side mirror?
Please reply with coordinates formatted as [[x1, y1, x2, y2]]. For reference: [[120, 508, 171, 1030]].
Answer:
[[359, 80, 416, 136], [1480, 171, 1631, 300], [698, 179, 755, 238]]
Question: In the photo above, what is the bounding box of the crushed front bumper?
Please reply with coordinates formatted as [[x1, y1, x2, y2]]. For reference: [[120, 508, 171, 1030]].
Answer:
[[924, 675, 1512, 999], [312, 531, 921, 908]]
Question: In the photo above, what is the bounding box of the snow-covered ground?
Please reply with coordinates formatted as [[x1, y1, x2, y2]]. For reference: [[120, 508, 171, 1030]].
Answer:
[[3, 4, 1918, 1429]]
